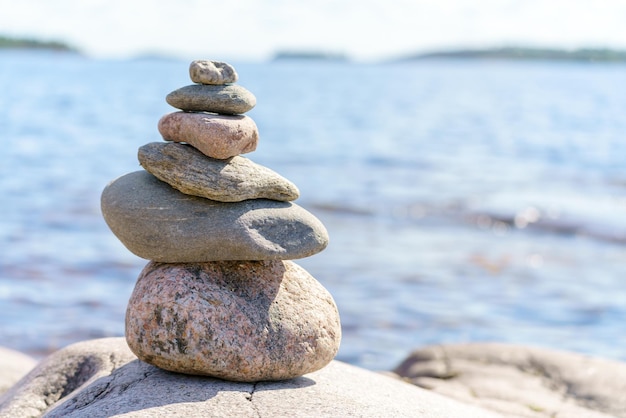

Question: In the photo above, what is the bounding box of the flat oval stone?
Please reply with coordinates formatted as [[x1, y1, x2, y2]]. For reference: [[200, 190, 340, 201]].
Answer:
[[189, 60, 238, 85], [138, 142, 299, 202], [166, 84, 256, 115], [125, 260, 341, 382], [101, 171, 328, 262], [158, 112, 258, 159]]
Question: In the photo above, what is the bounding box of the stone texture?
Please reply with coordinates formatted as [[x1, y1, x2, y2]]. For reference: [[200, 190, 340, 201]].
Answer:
[[138, 142, 299, 202], [100, 171, 328, 262], [189, 60, 238, 85], [126, 260, 341, 382], [0, 347, 36, 395], [158, 112, 258, 159], [393, 343, 626, 418], [0, 338, 136, 418], [0, 338, 501, 418], [166, 84, 256, 115]]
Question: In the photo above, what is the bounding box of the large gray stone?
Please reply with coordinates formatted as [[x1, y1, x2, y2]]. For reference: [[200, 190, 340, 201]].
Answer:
[[126, 260, 341, 382], [189, 60, 238, 85], [166, 84, 256, 114], [0, 338, 501, 417], [101, 171, 328, 262], [138, 142, 299, 202], [158, 111, 258, 159], [0, 347, 36, 395], [393, 343, 626, 418]]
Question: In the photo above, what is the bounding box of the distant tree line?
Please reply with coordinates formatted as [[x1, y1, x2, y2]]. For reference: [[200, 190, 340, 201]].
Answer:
[[400, 47, 626, 62], [272, 51, 348, 61], [0, 35, 77, 52]]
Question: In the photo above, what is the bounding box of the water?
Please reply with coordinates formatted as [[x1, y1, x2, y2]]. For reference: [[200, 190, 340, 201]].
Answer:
[[1, 50, 626, 371]]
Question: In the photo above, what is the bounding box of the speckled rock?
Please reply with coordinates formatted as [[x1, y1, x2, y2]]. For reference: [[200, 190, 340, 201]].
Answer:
[[166, 84, 256, 115], [138, 142, 299, 202], [125, 260, 341, 382], [189, 60, 238, 85], [158, 111, 258, 159], [100, 171, 328, 262]]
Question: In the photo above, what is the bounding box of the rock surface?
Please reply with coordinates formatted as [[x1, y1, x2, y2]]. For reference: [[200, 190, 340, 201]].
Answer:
[[126, 260, 341, 381], [0, 347, 36, 395], [393, 342, 626, 418], [0, 338, 501, 418], [158, 112, 258, 159], [138, 142, 299, 202], [166, 84, 256, 114], [101, 171, 328, 262], [189, 59, 238, 85], [0, 338, 136, 418]]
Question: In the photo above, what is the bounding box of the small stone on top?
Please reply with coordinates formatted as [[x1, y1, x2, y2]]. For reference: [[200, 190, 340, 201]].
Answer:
[[190, 60, 238, 85]]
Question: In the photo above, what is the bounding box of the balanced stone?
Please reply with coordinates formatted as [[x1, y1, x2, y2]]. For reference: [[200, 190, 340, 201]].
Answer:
[[166, 84, 256, 115], [101, 171, 328, 262], [158, 112, 258, 159], [126, 260, 341, 382], [190, 60, 238, 85], [138, 142, 299, 202]]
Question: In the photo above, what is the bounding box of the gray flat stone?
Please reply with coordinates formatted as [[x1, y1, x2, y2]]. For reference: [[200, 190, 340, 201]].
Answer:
[[0, 347, 36, 395], [101, 171, 328, 262], [166, 84, 256, 114], [189, 60, 238, 85], [0, 338, 501, 417], [394, 343, 626, 418], [138, 142, 299, 202], [126, 260, 341, 382]]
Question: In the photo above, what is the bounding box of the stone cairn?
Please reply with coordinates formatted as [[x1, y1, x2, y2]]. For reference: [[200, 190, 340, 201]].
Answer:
[[101, 60, 341, 382]]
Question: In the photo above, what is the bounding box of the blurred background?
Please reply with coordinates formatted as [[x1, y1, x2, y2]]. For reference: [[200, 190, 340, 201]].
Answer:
[[1, 0, 625, 372]]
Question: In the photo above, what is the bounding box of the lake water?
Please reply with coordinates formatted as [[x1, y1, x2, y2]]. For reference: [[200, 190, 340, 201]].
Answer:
[[1, 50, 625, 371]]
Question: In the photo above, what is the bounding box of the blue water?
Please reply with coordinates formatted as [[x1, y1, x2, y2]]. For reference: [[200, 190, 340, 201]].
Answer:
[[1, 50, 626, 371]]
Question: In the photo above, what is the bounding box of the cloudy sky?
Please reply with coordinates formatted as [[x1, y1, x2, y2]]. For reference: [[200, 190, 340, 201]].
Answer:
[[1, 0, 625, 61]]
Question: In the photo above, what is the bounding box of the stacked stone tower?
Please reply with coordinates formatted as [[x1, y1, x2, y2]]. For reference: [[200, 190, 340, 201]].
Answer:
[[101, 60, 341, 382]]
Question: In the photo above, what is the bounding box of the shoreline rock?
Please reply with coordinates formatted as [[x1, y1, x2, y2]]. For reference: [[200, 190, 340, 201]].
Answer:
[[393, 342, 626, 418], [0, 347, 36, 396], [3, 339, 626, 417], [0, 338, 500, 418]]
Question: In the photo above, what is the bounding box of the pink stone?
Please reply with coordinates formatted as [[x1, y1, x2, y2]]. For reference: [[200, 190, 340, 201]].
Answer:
[[157, 112, 258, 159], [125, 260, 341, 382]]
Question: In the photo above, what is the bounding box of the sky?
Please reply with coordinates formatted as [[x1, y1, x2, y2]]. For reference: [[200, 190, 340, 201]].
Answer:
[[1, 0, 626, 61]]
